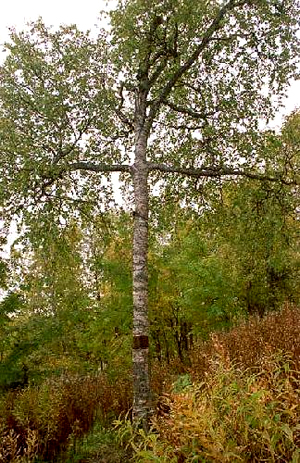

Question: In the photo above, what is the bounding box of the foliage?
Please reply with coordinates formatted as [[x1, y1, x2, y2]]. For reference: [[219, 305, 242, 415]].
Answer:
[[148, 165, 299, 361], [143, 356, 300, 462], [0, 20, 118, 223], [0, 372, 131, 462], [190, 304, 300, 379], [210, 180, 299, 317], [0, 214, 135, 390], [79, 212, 133, 377], [61, 422, 131, 463]]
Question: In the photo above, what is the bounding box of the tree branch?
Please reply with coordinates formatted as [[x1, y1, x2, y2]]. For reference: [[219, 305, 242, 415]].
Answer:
[[68, 161, 132, 174], [147, 0, 244, 126], [148, 57, 169, 87], [115, 83, 134, 131], [162, 100, 214, 119], [148, 163, 298, 185], [52, 115, 96, 165], [31, 161, 132, 202]]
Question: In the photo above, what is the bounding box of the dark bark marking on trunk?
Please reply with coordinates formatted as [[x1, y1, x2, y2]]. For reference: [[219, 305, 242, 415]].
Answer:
[[133, 335, 149, 349]]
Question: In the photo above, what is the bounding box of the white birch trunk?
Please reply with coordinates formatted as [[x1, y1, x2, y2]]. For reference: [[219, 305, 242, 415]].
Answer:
[[132, 91, 151, 425]]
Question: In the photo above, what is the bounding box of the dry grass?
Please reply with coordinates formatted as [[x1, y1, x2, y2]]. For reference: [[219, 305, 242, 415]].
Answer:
[[0, 372, 131, 462], [189, 304, 300, 380]]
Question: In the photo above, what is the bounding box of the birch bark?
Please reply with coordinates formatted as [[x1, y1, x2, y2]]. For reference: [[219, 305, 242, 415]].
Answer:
[[132, 90, 151, 424]]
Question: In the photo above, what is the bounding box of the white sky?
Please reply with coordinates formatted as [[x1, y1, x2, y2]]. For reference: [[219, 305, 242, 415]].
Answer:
[[0, 0, 110, 35]]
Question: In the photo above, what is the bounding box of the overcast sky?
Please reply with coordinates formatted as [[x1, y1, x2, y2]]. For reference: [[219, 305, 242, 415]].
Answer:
[[0, 0, 109, 34], [0, 0, 299, 126]]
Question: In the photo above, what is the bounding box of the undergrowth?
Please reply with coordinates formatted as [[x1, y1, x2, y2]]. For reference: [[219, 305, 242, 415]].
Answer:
[[119, 305, 300, 462], [190, 303, 300, 380], [0, 373, 131, 462], [1, 305, 300, 462], [117, 354, 300, 462]]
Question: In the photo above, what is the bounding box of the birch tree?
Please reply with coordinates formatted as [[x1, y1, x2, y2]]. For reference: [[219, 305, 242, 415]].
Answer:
[[0, 0, 299, 425]]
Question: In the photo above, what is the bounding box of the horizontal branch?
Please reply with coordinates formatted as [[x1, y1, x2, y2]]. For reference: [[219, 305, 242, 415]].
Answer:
[[32, 161, 132, 201], [148, 163, 297, 185], [69, 161, 132, 174]]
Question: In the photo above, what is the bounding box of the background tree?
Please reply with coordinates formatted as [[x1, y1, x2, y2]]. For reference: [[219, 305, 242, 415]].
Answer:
[[0, 0, 299, 425]]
